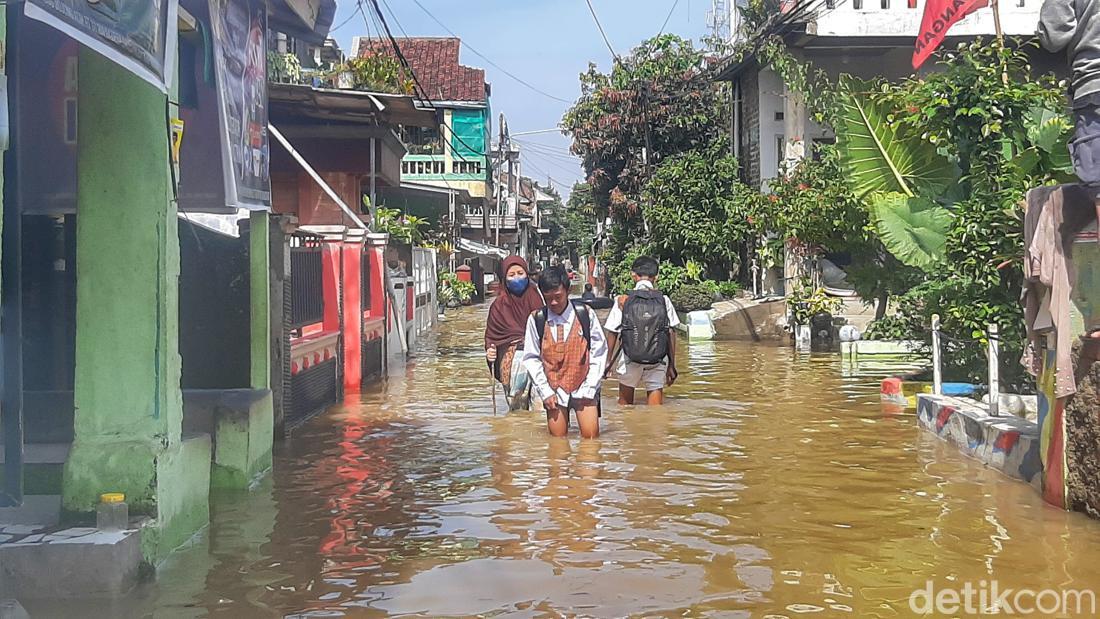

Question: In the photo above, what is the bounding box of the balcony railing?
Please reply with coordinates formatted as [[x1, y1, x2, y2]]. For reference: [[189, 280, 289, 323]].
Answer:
[[401, 155, 488, 180], [462, 212, 518, 229], [801, 0, 1038, 37]]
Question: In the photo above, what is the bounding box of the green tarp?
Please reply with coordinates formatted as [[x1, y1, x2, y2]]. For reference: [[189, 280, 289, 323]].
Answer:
[[451, 109, 486, 159]]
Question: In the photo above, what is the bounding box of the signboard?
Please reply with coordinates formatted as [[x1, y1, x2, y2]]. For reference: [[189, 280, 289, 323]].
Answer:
[[209, 0, 271, 209], [177, 0, 231, 213], [24, 0, 176, 93]]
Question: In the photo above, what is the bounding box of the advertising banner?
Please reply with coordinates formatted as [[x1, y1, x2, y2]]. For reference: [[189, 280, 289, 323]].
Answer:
[[24, 0, 176, 93], [209, 0, 271, 210]]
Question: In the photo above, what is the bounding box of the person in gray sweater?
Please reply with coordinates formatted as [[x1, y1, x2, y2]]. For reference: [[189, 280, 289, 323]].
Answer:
[[1040, 0, 1100, 342], [1040, 0, 1100, 206]]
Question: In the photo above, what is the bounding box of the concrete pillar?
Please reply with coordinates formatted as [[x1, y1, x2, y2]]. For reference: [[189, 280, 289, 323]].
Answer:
[[62, 50, 210, 562], [250, 211, 270, 391], [783, 84, 810, 290], [782, 85, 807, 169], [341, 237, 364, 393], [269, 219, 289, 433]]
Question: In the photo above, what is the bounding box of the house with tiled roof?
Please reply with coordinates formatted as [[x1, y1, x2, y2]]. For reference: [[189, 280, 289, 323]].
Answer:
[[352, 37, 502, 266]]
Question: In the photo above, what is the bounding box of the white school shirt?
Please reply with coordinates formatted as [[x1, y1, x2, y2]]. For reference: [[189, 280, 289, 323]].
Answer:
[[603, 280, 680, 371], [520, 301, 609, 405]]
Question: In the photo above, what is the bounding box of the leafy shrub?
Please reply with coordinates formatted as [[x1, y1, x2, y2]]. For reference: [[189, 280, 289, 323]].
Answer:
[[863, 315, 912, 341], [717, 281, 742, 299], [439, 272, 475, 303], [787, 281, 843, 325], [670, 282, 718, 312]]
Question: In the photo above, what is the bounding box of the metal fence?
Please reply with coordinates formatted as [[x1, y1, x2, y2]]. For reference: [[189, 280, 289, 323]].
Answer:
[[361, 248, 372, 314], [290, 241, 324, 330], [931, 314, 1002, 416]]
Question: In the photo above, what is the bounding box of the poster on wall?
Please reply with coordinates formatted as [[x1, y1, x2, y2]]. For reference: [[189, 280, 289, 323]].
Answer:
[[24, 0, 176, 93], [209, 0, 271, 210], [177, 0, 230, 213]]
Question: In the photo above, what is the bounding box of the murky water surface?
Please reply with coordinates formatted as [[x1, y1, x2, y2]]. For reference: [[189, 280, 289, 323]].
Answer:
[[38, 306, 1100, 617]]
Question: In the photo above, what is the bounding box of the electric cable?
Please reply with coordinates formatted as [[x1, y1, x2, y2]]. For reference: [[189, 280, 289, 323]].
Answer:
[[656, 0, 684, 38], [359, 0, 491, 161], [408, 0, 574, 104], [584, 0, 620, 61]]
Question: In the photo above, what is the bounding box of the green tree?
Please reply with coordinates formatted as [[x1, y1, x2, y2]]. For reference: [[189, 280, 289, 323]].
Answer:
[[542, 182, 598, 260], [563, 34, 730, 230], [642, 144, 755, 276]]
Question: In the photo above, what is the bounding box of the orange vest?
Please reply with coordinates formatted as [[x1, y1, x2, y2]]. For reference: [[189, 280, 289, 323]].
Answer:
[[541, 319, 590, 394]]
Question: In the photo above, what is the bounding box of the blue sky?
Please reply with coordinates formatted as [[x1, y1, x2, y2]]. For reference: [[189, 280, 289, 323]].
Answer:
[[330, 1, 710, 197]]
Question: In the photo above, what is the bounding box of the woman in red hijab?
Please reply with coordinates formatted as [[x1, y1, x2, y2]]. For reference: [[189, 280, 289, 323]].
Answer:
[[485, 256, 544, 410]]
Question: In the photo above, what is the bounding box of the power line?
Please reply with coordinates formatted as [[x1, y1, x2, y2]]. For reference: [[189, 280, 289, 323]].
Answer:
[[363, 0, 491, 162], [330, 4, 365, 33], [657, 0, 683, 38], [513, 138, 578, 157], [408, 0, 574, 105], [524, 151, 581, 175], [517, 145, 583, 167], [584, 0, 619, 61]]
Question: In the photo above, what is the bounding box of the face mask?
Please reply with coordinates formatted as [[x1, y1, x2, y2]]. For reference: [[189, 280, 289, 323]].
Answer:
[[506, 276, 529, 296]]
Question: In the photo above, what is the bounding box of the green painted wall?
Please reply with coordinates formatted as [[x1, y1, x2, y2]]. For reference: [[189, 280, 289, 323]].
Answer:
[[63, 50, 209, 562], [250, 211, 270, 390]]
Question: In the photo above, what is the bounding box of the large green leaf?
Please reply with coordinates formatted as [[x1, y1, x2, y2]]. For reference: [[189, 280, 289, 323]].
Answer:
[[1024, 106, 1073, 155], [870, 192, 953, 269], [836, 77, 954, 198]]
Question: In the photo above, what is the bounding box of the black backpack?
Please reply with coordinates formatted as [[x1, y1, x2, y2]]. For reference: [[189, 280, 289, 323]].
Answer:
[[533, 301, 592, 350], [619, 290, 670, 364]]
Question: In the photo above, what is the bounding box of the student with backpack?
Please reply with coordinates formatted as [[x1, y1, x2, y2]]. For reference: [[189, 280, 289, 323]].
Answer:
[[520, 266, 609, 438], [604, 256, 680, 405]]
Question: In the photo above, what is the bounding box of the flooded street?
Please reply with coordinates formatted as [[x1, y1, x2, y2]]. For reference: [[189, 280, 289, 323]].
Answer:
[[51, 306, 1100, 617]]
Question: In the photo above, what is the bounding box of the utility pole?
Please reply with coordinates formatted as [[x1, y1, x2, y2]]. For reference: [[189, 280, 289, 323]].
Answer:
[[707, 0, 731, 44], [640, 82, 654, 235], [495, 113, 507, 248], [493, 112, 504, 245]]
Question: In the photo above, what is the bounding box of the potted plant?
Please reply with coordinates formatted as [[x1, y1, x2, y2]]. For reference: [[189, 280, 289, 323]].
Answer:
[[788, 280, 843, 351], [439, 272, 475, 308]]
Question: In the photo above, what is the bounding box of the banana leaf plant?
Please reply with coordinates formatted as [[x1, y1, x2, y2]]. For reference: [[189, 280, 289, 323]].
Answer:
[[836, 77, 956, 270], [1006, 106, 1077, 185], [868, 194, 953, 270]]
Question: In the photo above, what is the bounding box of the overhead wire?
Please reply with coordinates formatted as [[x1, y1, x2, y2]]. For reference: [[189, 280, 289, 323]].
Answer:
[[330, 4, 365, 33], [523, 151, 582, 176], [656, 0, 683, 38], [512, 140, 581, 163], [361, 0, 490, 163], [408, 0, 574, 105], [584, 0, 619, 61]]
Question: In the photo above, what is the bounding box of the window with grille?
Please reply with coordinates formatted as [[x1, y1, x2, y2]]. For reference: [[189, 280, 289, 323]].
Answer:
[[290, 242, 325, 330]]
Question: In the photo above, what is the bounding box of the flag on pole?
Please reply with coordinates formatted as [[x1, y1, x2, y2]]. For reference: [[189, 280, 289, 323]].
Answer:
[[912, 0, 989, 69]]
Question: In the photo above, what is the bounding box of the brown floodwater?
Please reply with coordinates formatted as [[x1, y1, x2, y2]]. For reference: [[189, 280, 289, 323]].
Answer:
[[32, 306, 1100, 617]]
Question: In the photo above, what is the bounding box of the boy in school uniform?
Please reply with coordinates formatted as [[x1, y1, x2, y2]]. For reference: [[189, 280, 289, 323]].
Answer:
[[604, 256, 680, 405], [521, 266, 609, 438]]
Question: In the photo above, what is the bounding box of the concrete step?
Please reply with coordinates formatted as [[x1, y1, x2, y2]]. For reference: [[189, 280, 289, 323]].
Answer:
[[0, 600, 29, 619], [0, 527, 142, 598], [0, 443, 70, 496], [0, 496, 60, 528]]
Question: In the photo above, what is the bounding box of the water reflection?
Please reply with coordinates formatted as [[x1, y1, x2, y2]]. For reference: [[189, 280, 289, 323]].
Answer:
[[33, 305, 1100, 617]]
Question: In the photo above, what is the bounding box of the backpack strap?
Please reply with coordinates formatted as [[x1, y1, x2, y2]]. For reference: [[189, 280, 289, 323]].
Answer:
[[572, 300, 592, 347], [533, 302, 592, 348], [533, 308, 548, 341]]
